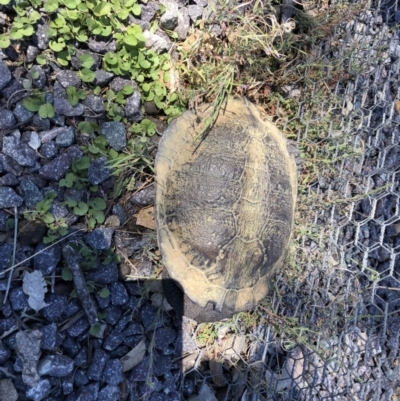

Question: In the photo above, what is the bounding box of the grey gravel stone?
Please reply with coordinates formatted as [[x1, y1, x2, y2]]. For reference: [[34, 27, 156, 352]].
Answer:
[[30, 65, 47, 89], [0, 154, 23, 176], [0, 110, 16, 129], [74, 369, 89, 387], [67, 317, 90, 338], [34, 242, 61, 275], [130, 356, 150, 381], [110, 282, 129, 306], [26, 45, 40, 62], [98, 385, 121, 401], [175, 7, 190, 39], [83, 95, 105, 114], [39, 323, 64, 350], [160, 1, 179, 31], [104, 305, 123, 325], [56, 70, 81, 89], [125, 91, 143, 122], [103, 330, 125, 351], [85, 262, 119, 284], [40, 294, 68, 322], [0, 243, 13, 275], [155, 327, 177, 352], [55, 126, 75, 147], [41, 142, 58, 159], [37, 354, 74, 377], [188, 4, 204, 21], [130, 184, 155, 206], [19, 179, 43, 209], [84, 227, 114, 250], [39, 154, 72, 181], [0, 187, 23, 208], [87, 156, 112, 185], [0, 78, 24, 103], [9, 288, 28, 311], [141, 2, 160, 21], [87, 348, 109, 381], [144, 30, 171, 53], [33, 23, 50, 49], [74, 348, 88, 367], [32, 114, 51, 130], [109, 77, 138, 93], [112, 204, 127, 225], [0, 173, 19, 186], [71, 50, 101, 69], [76, 382, 99, 401], [0, 340, 11, 364], [102, 359, 124, 385], [93, 70, 114, 87], [88, 38, 117, 53], [13, 101, 35, 122], [62, 374, 74, 395], [99, 121, 126, 151], [62, 335, 81, 358], [25, 378, 50, 401], [0, 61, 11, 89], [54, 96, 85, 117], [2, 135, 38, 167]]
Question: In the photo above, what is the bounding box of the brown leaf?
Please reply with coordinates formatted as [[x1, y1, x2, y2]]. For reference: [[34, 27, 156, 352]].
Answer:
[[395, 100, 400, 114]]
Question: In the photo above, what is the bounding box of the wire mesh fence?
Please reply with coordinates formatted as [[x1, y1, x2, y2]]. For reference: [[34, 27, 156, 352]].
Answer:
[[181, 0, 400, 399]]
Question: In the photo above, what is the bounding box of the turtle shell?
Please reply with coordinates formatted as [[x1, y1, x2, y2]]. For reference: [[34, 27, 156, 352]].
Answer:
[[155, 97, 297, 322]]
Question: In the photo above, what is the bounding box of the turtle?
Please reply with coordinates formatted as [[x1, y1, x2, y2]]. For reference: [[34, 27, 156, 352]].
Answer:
[[155, 97, 297, 323]]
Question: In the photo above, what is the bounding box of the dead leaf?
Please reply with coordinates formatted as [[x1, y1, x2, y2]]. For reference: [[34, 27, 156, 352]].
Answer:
[[395, 100, 400, 114], [136, 207, 155, 230], [22, 270, 49, 312], [120, 338, 146, 372]]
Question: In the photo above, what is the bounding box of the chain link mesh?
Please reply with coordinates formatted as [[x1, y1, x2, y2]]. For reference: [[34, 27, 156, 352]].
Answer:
[[180, 1, 400, 399]]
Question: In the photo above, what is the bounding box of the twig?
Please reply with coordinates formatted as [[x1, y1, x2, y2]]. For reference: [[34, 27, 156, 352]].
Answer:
[[62, 244, 98, 325]]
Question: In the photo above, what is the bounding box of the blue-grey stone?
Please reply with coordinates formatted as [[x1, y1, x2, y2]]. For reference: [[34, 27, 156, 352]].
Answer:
[[54, 96, 84, 117], [56, 70, 81, 89], [87, 156, 111, 185], [33, 23, 50, 49], [0, 340, 11, 364], [14, 101, 35, 122], [84, 228, 114, 250], [129, 184, 155, 206], [41, 142, 58, 159], [100, 122, 126, 151], [83, 95, 104, 114], [39, 154, 71, 181], [0, 243, 13, 275], [112, 204, 127, 225], [62, 373, 74, 395], [0, 173, 19, 186], [0, 61, 12, 90], [109, 77, 137, 93], [125, 91, 143, 122], [32, 114, 51, 130], [103, 330, 125, 351], [19, 179, 43, 209], [62, 335, 81, 358], [0, 110, 16, 129], [2, 135, 37, 167], [87, 348, 109, 381], [93, 70, 114, 87], [67, 317, 90, 338], [0, 154, 23, 176], [25, 379, 51, 401], [9, 287, 29, 311], [0, 187, 23, 208], [74, 369, 89, 387], [76, 382, 99, 401], [40, 294, 68, 323], [85, 262, 118, 284], [188, 4, 203, 21], [30, 65, 47, 89], [140, 2, 160, 21], [74, 348, 88, 367], [55, 126, 75, 147], [102, 359, 124, 385], [98, 385, 121, 401], [1, 78, 25, 103], [37, 354, 74, 377], [110, 282, 129, 306], [40, 323, 64, 350], [34, 242, 61, 275], [26, 45, 40, 63]]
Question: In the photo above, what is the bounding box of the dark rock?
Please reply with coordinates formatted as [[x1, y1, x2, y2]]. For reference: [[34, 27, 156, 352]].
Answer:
[[71, 50, 101, 70], [62, 335, 81, 358], [14, 101, 35, 122], [32, 114, 51, 130], [123, 335, 143, 348], [104, 305, 123, 325], [98, 385, 121, 401], [102, 359, 124, 384], [41, 294, 68, 322], [82, 95, 105, 114], [0, 61, 12, 89], [88, 38, 117, 53], [1, 78, 25, 103], [67, 317, 90, 338], [54, 96, 85, 117], [25, 378, 50, 401], [39, 154, 72, 181], [9, 287, 28, 311], [112, 204, 127, 225], [62, 299, 82, 319], [84, 228, 114, 250], [76, 382, 99, 401], [125, 92, 143, 122], [0, 111, 17, 132], [140, 303, 163, 332], [128, 15, 150, 31], [0, 187, 23, 208], [141, 2, 160, 21], [160, 5, 179, 31], [175, 7, 190, 39], [33, 23, 50, 49], [74, 369, 89, 387], [110, 282, 129, 306], [85, 262, 118, 284], [56, 70, 82, 89], [41, 141, 59, 158], [153, 354, 172, 376], [0, 210, 9, 231], [188, 4, 204, 21], [62, 373, 74, 395], [130, 356, 150, 381], [34, 242, 61, 275], [37, 354, 74, 377], [0, 172, 19, 186], [55, 126, 75, 147], [40, 323, 64, 350], [87, 348, 109, 381], [0, 340, 11, 364], [87, 156, 112, 185], [95, 291, 110, 309], [30, 65, 47, 89], [103, 330, 125, 351], [143, 101, 159, 115], [93, 70, 114, 87], [26, 45, 40, 62], [130, 184, 155, 206], [19, 179, 43, 209], [0, 317, 17, 332], [100, 122, 126, 151], [154, 327, 177, 351], [74, 347, 88, 367], [109, 77, 138, 93], [0, 154, 23, 176], [66, 145, 84, 161]]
